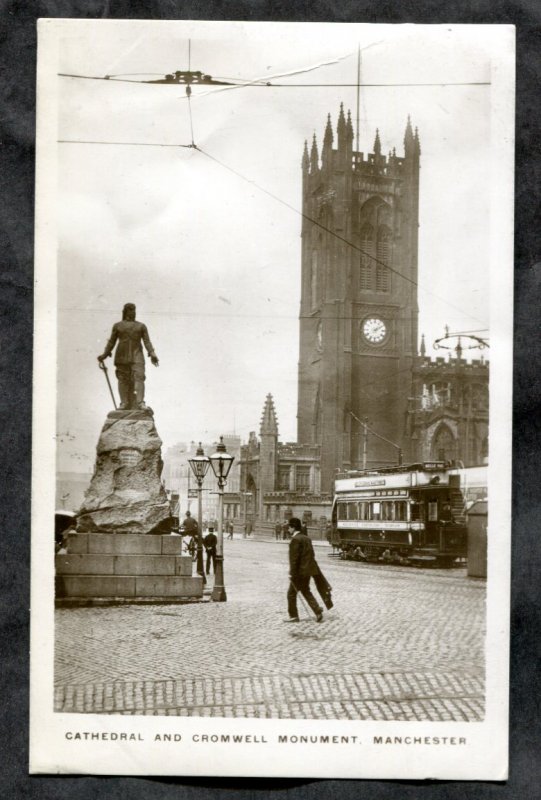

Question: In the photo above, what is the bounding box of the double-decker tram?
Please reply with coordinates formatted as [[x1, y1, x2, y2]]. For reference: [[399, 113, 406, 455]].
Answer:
[[331, 461, 471, 567]]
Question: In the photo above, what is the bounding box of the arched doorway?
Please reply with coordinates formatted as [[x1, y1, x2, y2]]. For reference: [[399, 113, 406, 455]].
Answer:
[[244, 474, 257, 527], [431, 423, 457, 462]]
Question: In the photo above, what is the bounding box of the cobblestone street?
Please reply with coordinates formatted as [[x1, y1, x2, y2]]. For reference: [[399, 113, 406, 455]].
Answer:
[[55, 536, 485, 721]]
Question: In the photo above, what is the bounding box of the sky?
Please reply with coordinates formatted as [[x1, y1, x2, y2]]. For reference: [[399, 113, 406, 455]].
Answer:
[[52, 21, 498, 475]]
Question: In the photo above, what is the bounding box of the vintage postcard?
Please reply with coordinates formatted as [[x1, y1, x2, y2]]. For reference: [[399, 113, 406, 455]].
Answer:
[[30, 19, 514, 779]]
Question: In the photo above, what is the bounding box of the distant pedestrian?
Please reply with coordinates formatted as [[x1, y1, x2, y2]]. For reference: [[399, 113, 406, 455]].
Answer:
[[282, 521, 289, 541], [227, 520, 234, 540], [181, 510, 198, 537], [285, 517, 324, 623], [275, 521, 282, 540], [204, 527, 218, 575]]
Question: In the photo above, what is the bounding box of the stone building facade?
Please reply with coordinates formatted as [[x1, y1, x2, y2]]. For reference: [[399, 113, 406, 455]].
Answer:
[[408, 342, 489, 467], [239, 395, 331, 530]]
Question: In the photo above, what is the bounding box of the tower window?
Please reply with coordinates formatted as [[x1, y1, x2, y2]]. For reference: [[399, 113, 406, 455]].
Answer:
[[376, 226, 391, 292], [360, 225, 374, 290], [310, 251, 318, 307]]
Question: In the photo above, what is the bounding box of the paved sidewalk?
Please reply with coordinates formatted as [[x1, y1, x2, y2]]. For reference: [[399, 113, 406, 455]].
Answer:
[[55, 539, 485, 721]]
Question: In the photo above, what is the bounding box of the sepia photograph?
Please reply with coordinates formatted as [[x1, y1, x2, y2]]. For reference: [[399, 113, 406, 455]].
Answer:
[[30, 19, 514, 779]]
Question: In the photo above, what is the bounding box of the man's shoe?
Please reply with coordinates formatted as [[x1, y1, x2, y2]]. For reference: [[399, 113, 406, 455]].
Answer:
[[324, 595, 334, 610], [315, 611, 324, 623], [284, 617, 299, 623]]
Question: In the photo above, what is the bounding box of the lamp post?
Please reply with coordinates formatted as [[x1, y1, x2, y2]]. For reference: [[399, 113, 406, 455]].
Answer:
[[209, 436, 235, 602], [188, 442, 210, 584]]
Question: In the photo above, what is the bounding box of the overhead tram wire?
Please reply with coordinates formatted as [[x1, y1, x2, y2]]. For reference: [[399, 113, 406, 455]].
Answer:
[[57, 51, 489, 327], [58, 73, 490, 89], [58, 139, 196, 148], [56, 133, 488, 327], [194, 145, 487, 327]]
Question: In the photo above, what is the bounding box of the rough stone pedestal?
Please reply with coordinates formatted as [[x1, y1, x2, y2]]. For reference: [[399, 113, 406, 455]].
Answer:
[[77, 408, 171, 535], [55, 409, 205, 605]]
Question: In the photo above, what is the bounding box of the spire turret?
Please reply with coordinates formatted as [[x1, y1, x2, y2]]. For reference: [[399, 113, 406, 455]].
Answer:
[[310, 132, 319, 174], [302, 139, 309, 172], [404, 115, 414, 156], [337, 102, 346, 146], [323, 113, 333, 149], [260, 393, 279, 437], [373, 128, 382, 157], [346, 109, 354, 145], [420, 333, 426, 357], [414, 126, 421, 157], [322, 113, 333, 171]]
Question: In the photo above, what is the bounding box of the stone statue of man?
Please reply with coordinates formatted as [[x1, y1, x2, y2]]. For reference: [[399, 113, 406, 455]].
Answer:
[[97, 303, 159, 410]]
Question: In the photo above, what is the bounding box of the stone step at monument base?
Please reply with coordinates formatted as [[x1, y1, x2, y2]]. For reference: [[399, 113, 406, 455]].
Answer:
[[55, 532, 204, 605]]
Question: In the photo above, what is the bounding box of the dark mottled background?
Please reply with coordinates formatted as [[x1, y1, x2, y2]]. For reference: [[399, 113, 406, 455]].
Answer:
[[0, 2, 539, 798]]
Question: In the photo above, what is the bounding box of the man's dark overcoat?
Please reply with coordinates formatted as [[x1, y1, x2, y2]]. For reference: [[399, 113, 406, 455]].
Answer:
[[289, 531, 319, 578]]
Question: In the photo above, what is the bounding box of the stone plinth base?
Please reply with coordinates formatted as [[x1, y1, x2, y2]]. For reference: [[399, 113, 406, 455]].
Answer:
[[55, 533, 204, 605]]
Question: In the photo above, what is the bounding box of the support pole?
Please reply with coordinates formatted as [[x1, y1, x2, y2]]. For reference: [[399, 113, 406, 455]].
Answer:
[[211, 480, 227, 602], [196, 480, 206, 584]]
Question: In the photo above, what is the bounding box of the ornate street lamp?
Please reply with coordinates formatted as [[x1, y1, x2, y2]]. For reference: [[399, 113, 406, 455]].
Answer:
[[208, 436, 235, 602], [188, 442, 210, 583]]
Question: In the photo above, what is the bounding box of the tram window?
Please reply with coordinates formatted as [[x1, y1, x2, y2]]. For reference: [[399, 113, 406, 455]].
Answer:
[[428, 501, 438, 522], [396, 501, 407, 521], [381, 501, 394, 521], [411, 502, 423, 522], [348, 502, 358, 520], [338, 504, 347, 520], [372, 501, 381, 520]]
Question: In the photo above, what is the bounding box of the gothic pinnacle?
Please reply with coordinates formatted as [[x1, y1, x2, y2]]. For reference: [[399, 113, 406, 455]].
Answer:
[[302, 139, 309, 171], [346, 108, 354, 142], [404, 115, 414, 153], [323, 113, 333, 148], [337, 102, 346, 132], [310, 132, 319, 172], [414, 125, 421, 155], [374, 128, 381, 155]]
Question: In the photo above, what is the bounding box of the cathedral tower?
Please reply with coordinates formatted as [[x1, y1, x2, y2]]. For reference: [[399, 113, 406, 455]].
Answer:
[[297, 106, 420, 491]]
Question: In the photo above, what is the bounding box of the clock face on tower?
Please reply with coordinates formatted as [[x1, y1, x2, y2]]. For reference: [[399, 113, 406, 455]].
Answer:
[[362, 317, 387, 344]]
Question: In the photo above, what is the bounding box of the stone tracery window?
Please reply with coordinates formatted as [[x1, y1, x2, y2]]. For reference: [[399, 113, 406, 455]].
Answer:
[[359, 198, 392, 294]]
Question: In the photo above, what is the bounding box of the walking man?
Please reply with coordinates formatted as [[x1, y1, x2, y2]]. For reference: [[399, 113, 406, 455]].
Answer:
[[285, 517, 324, 623]]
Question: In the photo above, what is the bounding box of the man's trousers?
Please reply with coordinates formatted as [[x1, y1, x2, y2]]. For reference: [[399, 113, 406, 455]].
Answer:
[[287, 575, 322, 619]]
